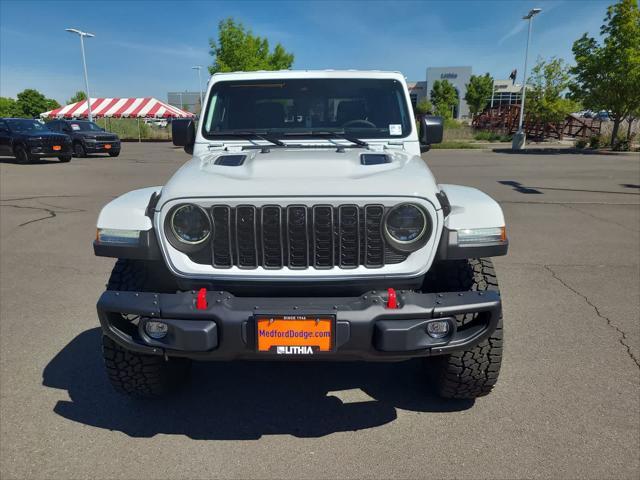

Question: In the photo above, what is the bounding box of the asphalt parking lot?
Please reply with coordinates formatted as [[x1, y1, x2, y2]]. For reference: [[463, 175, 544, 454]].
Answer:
[[1, 143, 639, 479]]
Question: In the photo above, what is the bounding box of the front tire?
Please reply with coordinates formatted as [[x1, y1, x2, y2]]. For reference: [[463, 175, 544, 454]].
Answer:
[[58, 155, 71, 162], [102, 259, 190, 397], [14, 145, 32, 164], [423, 258, 504, 399], [108, 151, 120, 157], [73, 142, 87, 158]]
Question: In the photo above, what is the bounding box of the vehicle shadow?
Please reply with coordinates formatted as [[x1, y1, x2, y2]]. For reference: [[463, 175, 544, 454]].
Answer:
[[499, 179, 640, 196], [43, 328, 473, 440], [0, 157, 64, 165]]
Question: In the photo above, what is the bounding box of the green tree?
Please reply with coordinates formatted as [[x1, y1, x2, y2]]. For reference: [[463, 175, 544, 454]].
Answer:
[[67, 91, 87, 104], [526, 57, 579, 123], [464, 73, 493, 118], [208, 18, 294, 74], [414, 98, 433, 115], [430, 79, 458, 118], [15, 89, 60, 118], [0, 97, 24, 117], [570, 0, 640, 145]]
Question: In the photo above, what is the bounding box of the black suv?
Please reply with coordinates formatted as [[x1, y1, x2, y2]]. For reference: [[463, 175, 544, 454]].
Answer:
[[0, 118, 72, 164], [47, 119, 120, 158]]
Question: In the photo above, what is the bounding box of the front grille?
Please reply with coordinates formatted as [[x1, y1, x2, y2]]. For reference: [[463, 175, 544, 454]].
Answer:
[[40, 136, 68, 146], [206, 204, 408, 270], [96, 135, 117, 141]]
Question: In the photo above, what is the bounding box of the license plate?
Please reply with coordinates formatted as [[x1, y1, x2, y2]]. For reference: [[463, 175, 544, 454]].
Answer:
[[52, 145, 61, 151], [255, 315, 334, 354], [104, 144, 111, 149]]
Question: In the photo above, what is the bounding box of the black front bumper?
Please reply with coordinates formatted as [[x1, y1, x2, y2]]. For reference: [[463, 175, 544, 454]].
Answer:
[[97, 289, 501, 361], [85, 141, 120, 153], [30, 145, 72, 157]]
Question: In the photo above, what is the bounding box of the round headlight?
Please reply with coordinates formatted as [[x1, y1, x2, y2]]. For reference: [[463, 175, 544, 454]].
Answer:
[[170, 204, 211, 245], [384, 204, 428, 245]]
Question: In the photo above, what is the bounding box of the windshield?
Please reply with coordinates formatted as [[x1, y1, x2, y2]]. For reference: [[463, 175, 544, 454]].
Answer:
[[68, 121, 102, 131], [6, 119, 50, 132], [202, 78, 412, 140]]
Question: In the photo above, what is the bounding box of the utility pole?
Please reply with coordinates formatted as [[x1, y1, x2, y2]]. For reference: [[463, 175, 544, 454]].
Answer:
[[512, 8, 542, 150], [66, 28, 95, 121]]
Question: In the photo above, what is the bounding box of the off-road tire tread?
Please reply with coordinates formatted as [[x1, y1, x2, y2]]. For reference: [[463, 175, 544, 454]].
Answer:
[[102, 259, 190, 397], [427, 258, 503, 399]]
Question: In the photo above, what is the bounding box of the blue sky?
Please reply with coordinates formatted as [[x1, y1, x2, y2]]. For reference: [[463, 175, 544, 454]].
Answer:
[[1, 0, 610, 104]]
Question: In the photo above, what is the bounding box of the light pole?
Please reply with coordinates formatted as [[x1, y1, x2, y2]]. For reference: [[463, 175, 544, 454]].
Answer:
[[512, 8, 541, 150], [192, 66, 204, 113], [65, 28, 95, 121]]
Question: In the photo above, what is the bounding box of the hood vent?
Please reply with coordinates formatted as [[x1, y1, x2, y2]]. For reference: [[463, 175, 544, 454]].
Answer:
[[360, 153, 390, 166], [215, 154, 247, 166]]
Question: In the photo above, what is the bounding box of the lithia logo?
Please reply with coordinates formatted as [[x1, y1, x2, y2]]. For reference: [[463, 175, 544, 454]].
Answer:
[[276, 346, 314, 355]]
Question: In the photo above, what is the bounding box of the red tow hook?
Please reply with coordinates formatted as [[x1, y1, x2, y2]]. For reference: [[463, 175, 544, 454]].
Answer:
[[386, 288, 399, 309], [196, 288, 208, 310]]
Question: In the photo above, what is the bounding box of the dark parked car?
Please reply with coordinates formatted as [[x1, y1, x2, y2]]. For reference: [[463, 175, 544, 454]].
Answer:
[[0, 118, 72, 164], [47, 119, 120, 157]]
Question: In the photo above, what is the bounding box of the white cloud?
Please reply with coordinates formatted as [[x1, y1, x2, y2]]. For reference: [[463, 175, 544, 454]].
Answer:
[[106, 40, 207, 59], [498, 1, 565, 45]]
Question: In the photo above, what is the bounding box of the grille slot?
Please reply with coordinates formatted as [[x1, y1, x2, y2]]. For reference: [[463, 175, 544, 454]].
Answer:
[[235, 206, 258, 268], [211, 206, 232, 267], [261, 206, 283, 268], [312, 206, 334, 269], [205, 204, 412, 270], [338, 205, 360, 268], [364, 205, 385, 267], [286, 206, 309, 269]]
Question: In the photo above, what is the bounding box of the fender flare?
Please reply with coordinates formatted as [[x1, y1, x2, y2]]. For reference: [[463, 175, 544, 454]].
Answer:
[[94, 186, 162, 259], [437, 184, 508, 260]]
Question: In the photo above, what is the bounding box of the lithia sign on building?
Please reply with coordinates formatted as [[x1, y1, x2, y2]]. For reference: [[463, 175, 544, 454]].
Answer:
[[440, 73, 458, 79]]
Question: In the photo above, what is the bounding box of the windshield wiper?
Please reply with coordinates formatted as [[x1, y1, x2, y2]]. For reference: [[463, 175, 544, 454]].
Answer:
[[210, 131, 285, 147], [281, 131, 369, 148]]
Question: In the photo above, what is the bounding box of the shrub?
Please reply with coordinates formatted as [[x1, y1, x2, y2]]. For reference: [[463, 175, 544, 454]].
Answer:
[[612, 135, 633, 151], [444, 118, 461, 129], [589, 135, 601, 149], [473, 131, 512, 142], [575, 138, 588, 149]]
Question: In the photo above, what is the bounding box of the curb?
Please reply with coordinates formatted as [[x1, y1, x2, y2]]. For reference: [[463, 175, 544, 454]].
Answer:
[[492, 147, 639, 156]]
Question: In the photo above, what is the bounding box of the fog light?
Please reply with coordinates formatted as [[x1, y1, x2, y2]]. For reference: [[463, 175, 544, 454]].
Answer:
[[145, 320, 168, 339], [426, 320, 450, 338]]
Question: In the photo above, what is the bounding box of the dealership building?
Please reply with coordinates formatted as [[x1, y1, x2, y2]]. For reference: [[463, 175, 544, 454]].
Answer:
[[408, 66, 522, 120]]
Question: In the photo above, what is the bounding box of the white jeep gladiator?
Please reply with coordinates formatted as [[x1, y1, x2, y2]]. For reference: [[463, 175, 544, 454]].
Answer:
[[94, 70, 508, 399]]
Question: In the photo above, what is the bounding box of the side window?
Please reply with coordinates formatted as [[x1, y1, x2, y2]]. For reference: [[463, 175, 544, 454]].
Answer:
[[0, 120, 8, 131]]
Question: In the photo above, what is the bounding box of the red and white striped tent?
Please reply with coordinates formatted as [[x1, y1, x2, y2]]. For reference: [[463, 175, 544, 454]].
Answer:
[[40, 97, 194, 119]]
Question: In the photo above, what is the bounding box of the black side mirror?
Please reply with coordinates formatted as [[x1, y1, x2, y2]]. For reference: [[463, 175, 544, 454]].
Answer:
[[419, 115, 444, 152], [172, 119, 195, 154]]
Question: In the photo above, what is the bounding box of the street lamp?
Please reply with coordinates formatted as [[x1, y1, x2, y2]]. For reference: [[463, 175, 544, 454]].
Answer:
[[192, 65, 204, 113], [65, 28, 95, 122], [512, 8, 542, 150]]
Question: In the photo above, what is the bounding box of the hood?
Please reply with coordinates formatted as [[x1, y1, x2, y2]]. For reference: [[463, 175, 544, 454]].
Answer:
[[21, 130, 67, 138], [160, 147, 440, 206]]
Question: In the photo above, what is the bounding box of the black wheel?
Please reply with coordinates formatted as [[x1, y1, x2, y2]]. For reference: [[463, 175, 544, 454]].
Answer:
[[108, 151, 120, 157], [73, 142, 87, 158], [102, 259, 190, 397], [423, 258, 503, 399], [14, 145, 32, 164], [58, 155, 72, 163]]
